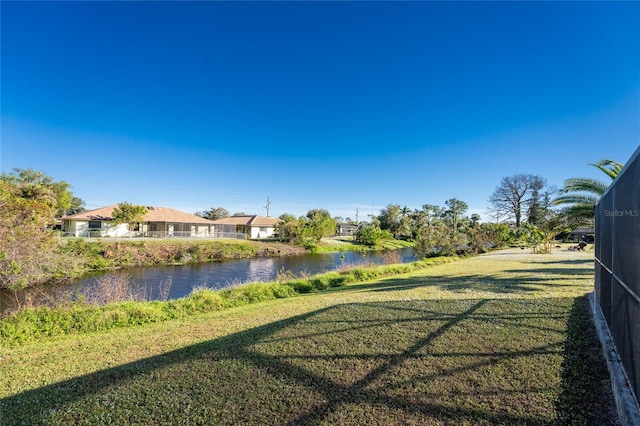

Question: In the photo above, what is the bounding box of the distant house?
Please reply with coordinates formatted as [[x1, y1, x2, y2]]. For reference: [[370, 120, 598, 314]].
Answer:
[[336, 223, 358, 236], [210, 215, 280, 239], [61, 205, 218, 238], [567, 228, 595, 243]]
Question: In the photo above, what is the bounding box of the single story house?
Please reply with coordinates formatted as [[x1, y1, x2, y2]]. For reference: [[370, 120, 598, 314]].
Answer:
[[210, 215, 280, 239], [61, 205, 218, 238], [567, 228, 595, 243], [336, 223, 358, 236]]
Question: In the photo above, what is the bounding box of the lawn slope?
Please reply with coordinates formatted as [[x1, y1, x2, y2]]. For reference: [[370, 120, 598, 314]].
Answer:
[[0, 248, 617, 425]]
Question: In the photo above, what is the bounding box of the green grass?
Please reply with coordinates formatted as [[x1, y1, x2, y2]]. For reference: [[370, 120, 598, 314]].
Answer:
[[312, 236, 413, 253], [0, 248, 616, 425], [60, 238, 306, 271], [0, 257, 456, 346]]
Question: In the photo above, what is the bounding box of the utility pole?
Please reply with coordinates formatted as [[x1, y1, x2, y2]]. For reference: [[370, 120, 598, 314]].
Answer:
[[355, 207, 359, 225], [265, 196, 271, 217]]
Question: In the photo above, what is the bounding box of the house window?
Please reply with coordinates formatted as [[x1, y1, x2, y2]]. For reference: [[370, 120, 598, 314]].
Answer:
[[88, 220, 101, 229], [260, 227, 268, 232]]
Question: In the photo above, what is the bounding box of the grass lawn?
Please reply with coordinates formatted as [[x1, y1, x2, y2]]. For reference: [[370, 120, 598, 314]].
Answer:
[[0, 248, 617, 425], [313, 236, 414, 253]]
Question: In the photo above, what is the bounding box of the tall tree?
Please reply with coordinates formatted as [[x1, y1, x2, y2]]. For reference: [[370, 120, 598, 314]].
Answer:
[[67, 196, 86, 215], [377, 204, 402, 234], [197, 207, 229, 220], [470, 213, 481, 228], [0, 179, 76, 289], [552, 159, 623, 223], [306, 209, 337, 242], [0, 168, 85, 218], [111, 202, 148, 237], [488, 174, 546, 228], [443, 198, 468, 233], [526, 182, 542, 226], [420, 204, 444, 226], [355, 223, 392, 246], [274, 213, 299, 242]]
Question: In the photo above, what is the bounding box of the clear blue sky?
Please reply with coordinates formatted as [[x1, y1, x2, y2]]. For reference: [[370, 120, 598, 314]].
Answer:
[[2, 1, 638, 221]]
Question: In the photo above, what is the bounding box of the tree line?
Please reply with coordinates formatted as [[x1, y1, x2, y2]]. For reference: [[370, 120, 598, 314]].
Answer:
[[0, 158, 622, 289]]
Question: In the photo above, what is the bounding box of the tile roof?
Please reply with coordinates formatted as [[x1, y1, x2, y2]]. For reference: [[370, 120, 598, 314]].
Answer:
[[61, 205, 216, 224], [210, 215, 280, 227]]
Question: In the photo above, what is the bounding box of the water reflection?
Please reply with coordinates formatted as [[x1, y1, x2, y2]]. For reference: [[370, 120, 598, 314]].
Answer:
[[0, 248, 416, 316]]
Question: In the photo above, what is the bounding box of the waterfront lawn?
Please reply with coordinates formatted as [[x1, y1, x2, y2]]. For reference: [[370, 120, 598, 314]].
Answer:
[[313, 236, 414, 253], [0, 249, 616, 425]]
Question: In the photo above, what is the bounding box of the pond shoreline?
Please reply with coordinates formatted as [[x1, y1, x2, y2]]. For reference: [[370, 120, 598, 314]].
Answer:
[[50, 237, 410, 288], [1, 238, 310, 292], [1, 239, 414, 316]]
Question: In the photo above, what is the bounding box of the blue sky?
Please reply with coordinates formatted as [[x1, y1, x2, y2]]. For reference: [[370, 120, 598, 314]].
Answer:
[[2, 1, 638, 221]]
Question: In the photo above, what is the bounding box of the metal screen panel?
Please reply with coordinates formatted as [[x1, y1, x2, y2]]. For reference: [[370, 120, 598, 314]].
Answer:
[[599, 193, 613, 270], [596, 192, 614, 323], [598, 263, 613, 323], [611, 277, 639, 395], [595, 146, 640, 405], [612, 162, 640, 295]]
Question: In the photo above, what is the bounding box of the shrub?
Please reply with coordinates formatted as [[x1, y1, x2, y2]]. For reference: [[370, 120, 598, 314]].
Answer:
[[286, 280, 315, 294], [220, 283, 279, 306], [271, 283, 297, 298], [310, 276, 330, 290], [182, 290, 226, 312], [355, 225, 393, 246], [351, 268, 379, 281]]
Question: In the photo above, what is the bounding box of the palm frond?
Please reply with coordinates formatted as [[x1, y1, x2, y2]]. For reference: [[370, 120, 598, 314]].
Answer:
[[589, 159, 624, 180], [552, 194, 599, 206], [560, 177, 608, 196], [552, 158, 622, 221], [564, 203, 596, 220]]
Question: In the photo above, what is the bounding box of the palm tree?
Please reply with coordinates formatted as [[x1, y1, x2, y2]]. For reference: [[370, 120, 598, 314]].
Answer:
[[552, 159, 623, 222]]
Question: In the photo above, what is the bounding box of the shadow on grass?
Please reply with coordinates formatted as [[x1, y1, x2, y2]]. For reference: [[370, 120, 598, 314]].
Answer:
[[555, 294, 619, 425], [1, 295, 615, 425], [335, 256, 594, 295], [522, 258, 594, 266], [348, 273, 588, 295]]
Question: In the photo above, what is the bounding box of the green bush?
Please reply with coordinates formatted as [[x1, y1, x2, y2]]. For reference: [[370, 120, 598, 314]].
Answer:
[[220, 283, 278, 306], [181, 290, 226, 312], [88, 257, 112, 270], [355, 224, 393, 246], [310, 276, 330, 290], [271, 283, 297, 298], [286, 280, 315, 294], [351, 268, 379, 281]]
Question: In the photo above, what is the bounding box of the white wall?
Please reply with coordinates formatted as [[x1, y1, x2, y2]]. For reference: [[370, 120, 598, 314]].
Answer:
[[66, 220, 129, 237], [251, 226, 275, 239], [102, 223, 130, 237]]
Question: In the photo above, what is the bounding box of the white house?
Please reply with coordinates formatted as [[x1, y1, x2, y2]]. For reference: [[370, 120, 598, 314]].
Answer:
[[61, 205, 217, 238], [209, 215, 280, 239]]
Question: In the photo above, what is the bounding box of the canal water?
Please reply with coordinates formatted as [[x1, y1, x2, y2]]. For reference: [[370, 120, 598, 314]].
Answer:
[[0, 248, 416, 316]]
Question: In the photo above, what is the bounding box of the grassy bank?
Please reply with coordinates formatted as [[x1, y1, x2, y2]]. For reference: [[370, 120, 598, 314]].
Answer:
[[6, 236, 412, 291], [0, 257, 457, 346], [5, 238, 306, 290], [0, 248, 616, 425], [312, 237, 414, 253], [61, 238, 306, 270]]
